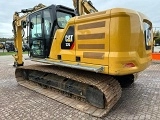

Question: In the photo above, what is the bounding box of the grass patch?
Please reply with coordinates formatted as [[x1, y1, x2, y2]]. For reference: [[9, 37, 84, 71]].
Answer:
[[0, 51, 28, 56]]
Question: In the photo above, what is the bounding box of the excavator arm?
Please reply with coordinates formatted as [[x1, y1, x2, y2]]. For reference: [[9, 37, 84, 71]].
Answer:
[[72, 0, 98, 15], [12, 4, 46, 66]]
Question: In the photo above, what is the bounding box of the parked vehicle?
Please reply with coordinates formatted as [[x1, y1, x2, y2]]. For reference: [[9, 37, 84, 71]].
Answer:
[[5, 43, 15, 52]]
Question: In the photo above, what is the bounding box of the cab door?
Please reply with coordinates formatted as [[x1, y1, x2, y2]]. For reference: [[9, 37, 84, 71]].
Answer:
[[43, 8, 53, 57], [29, 11, 45, 58]]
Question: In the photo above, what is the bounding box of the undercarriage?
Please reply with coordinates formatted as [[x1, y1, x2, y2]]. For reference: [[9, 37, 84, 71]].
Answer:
[[15, 64, 122, 117]]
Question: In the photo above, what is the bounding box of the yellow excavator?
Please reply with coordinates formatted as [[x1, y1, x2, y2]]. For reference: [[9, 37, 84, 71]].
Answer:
[[12, 0, 153, 117]]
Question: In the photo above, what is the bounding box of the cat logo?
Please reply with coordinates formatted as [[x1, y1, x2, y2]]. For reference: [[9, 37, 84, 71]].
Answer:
[[61, 26, 74, 49], [65, 35, 73, 42]]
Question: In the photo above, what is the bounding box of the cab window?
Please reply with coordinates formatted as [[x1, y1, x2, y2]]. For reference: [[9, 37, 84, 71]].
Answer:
[[143, 22, 152, 50], [57, 11, 72, 28], [44, 9, 52, 37], [31, 14, 42, 38]]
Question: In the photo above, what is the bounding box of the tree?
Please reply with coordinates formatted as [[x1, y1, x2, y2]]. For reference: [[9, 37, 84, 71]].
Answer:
[[0, 38, 13, 42], [155, 37, 160, 45], [154, 30, 160, 37]]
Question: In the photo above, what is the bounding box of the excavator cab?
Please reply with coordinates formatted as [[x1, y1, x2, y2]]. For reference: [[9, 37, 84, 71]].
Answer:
[[27, 5, 75, 58]]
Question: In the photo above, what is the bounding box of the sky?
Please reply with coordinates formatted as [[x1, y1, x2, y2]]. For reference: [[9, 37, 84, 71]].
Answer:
[[0, 0, 160, 38]]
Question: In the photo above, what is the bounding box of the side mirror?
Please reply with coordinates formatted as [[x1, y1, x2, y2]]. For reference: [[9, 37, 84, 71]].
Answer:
[[21, 20, 27, 28]]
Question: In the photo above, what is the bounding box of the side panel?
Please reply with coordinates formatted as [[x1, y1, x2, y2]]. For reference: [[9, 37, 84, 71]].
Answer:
[[60, 26, 76, 61], [49, 18, 76, 61], [49, 8, 152, 76], [109, 8, 152, 75], [49, 11, 111, 74], [75, 11, 111, 66]]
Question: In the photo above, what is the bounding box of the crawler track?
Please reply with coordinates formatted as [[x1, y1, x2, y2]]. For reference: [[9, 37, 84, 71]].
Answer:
[[15, 64, 121, 117]]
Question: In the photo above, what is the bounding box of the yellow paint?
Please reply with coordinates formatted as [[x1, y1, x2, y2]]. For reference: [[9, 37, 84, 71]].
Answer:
[[13, 26, 23, 65], [49, 8, 152, 76]]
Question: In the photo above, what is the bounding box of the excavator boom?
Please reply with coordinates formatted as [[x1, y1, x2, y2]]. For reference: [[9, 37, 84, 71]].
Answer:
[[12, 3, 46, 66], [72, 0, 98, 15]]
